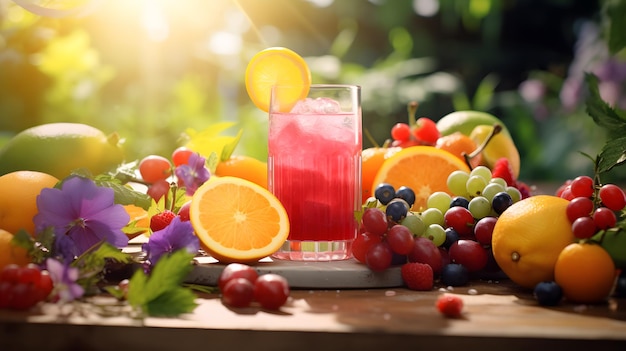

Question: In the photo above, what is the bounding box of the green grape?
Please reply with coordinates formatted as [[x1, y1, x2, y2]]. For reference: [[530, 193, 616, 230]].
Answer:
[[482, 182, 506, 202], [424, 224, 446, 247], [468, 196, 491, 219], [421, 207, 444, 227], [401, 214, 426, 236], [427, 191, 452, 213], [469, 165, 492, 183], [466, 175, 487, 197], [447, 170, 470, 197], [489, 177, 507, 188], [506, 186, 522, 203]]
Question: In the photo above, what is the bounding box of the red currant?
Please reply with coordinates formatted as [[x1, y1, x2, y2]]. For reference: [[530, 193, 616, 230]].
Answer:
[[139, 155, 172, 183], [412, 117, 440, 145], [390, 123, 411, 142], [566, 197, 594, 223], [599, 184, 626, 211], [593, 207, 617, 230], [171, 147, 194, 167], [569, 175, 594, 198]]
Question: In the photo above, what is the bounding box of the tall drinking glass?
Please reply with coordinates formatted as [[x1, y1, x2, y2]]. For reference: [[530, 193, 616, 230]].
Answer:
[[268, 84, 362, 261]]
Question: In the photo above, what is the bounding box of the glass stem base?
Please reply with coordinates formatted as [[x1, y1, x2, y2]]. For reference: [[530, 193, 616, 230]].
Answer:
[[271, 240, 353, 261]]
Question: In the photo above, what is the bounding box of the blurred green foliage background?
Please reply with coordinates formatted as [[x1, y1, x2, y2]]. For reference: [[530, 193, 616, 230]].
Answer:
[[1, 0, 625, 183]]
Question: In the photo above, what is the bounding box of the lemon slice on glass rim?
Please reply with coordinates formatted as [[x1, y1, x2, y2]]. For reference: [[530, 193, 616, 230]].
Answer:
[[245, 47, 312, 113]]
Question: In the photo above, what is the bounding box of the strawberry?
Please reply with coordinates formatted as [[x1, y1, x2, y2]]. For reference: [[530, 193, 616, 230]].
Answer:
[[491, 157, 516, 187], [436, 294, 464, 318], [150, 210, 176, 232], [401, 262, 433, 291]]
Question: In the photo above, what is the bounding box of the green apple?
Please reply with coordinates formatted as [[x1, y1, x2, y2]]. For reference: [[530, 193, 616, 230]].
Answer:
[[469, 124, 520, 179], [436, 110, 511, 138]]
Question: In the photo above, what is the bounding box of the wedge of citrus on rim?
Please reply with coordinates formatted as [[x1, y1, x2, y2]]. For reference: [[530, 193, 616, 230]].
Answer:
[[372, 146, 470, 211], [189, 176, 290, 263], [245, 47, 311, 113]]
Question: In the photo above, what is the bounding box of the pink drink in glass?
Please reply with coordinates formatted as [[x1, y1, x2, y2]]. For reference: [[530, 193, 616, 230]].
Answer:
[[269, 85, 362, 261]]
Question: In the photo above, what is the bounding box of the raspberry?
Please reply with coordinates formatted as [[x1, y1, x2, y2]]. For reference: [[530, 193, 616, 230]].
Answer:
[[150, 210, 177, 232], [400, 262, 433, 291], [436, 294, 464, 317], [491, 157, 516, 187]]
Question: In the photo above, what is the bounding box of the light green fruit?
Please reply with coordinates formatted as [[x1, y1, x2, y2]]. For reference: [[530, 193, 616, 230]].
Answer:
[[436, 110, 511, 138], [0, 123, 125, 179], [469, 124, 520, 179], [596, 231, 626, 270]]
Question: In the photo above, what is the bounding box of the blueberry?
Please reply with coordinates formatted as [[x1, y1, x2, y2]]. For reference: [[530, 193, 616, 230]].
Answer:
[[442, 227, 460, 249], [450, 196, 470, 209], [492, 192, 513, 215], [614, 272, 626, 297], [385, 200, 408, 223], [375, 183, 396, 205], [533, 281, 563, 306], [395, 186, 416, 208], [440, 263, 469, 287]]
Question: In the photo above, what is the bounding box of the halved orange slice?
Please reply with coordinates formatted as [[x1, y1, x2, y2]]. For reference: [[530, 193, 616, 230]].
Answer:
[[245, 47, 311, 113], [372, 146, 470, 211], [189, 176, 290, 263]]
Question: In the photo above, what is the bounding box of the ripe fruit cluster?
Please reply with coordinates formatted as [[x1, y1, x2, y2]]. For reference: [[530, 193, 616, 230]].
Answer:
[[218, 263, 290, 310], [356, 164, 524, 290], [558, 175, 626, 239], [0, 263, 53, 310], [389, 102, 440, 148], [139, 146, 193, 202]]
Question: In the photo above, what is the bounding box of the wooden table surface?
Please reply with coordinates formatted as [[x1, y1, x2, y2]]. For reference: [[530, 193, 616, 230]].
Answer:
[[1, 277, 625, 351]]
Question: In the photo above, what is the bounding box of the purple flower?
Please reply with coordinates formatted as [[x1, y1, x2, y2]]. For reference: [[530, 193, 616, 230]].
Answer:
[[34, 176, 130, 259], [46, 258, 84, 303], [175, 152, 210, 196], [142, 216, 199, 267]]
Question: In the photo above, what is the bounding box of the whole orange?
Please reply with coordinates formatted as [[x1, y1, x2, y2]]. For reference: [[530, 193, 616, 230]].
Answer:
[[554, 242, 616, 304], [361, 146, 401, 203], [215, 155, 268, 189], [0, 170, 59, 236], [491, 195, 575, 289], [435, 132, 482, 168], [0, 229, 31, 269]]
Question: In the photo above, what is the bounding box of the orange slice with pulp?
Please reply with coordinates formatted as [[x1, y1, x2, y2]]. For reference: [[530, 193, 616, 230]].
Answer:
[[245, 47, 311, 113], [189, 176, 290, 263], [372, 146, 470, 211]]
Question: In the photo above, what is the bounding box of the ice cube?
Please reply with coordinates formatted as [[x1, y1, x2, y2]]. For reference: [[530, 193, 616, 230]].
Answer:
[[291, 97, 342, 114]]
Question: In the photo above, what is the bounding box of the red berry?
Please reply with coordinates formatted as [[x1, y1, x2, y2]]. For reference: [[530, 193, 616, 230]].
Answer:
[[407, 236, 443, 275], [444, 206, 475, 236], [386, 225, 415, 255], [391, 123, 411, 142], [401, 262, 433, 291], [361, 208, 388, 236], [352, 232, 383, 264], [150, 210, 177, 232], [365, 241, 393, 272], [593, 207, 617, 230], [491, 158, 516, 187], [569, 175, 594, 198], [412, 117, 439, 145], [448, 239, 488, 272], [572, 216, 597, 239], [177, 201, 192, 222], [254, 274, 290, 310], [171, 147, 194, 167], [139, 155, 173, 183], [566, 197, 594, 223], [436, 294, 464, 317]]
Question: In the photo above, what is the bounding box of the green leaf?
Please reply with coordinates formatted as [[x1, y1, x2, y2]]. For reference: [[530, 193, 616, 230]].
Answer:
[[584, 73, 626, 139], [220, 128, 243, 162], [604, 0, 626, 55], [597, 136, 626, 173], [143, 288, 198, 317], [184, 122, 240, 161], [127, 250, 197, 317], [100, 180, 152, 210]]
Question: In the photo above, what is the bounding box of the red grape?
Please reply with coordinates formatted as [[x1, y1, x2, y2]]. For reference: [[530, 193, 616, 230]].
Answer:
[[352, 232, 383, 264], [0, 264, 53, 310], [473, 216, 497, 246], [599, 184, 626, 211], [361, 208, 388, 236], [139, 155, 172, 183], [177, 200, 192, 222], [254, 274, 290, 310], [593, 207, 617, 230], [218, 263, 259, 291], [407, 237, 443, 275], [566, 197, 594, 223], [569, 175, 594, 198], [365, 241, 393, 272], [222, 278, 255, 308], [444, 206, 475, 236], [572, 216, 597, 239], [386, 225, 414, 255], [448, 239, 488, 272], [171, 147, 194, 167]]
